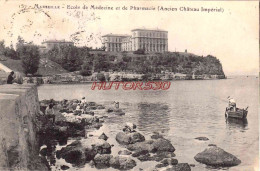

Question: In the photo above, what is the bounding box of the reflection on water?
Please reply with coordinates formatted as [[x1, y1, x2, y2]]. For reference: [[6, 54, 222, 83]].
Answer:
[[226, 118, 248, 130]]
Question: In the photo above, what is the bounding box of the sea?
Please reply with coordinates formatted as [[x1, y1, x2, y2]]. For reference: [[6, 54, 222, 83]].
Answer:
[[38, 76, 259, 171]]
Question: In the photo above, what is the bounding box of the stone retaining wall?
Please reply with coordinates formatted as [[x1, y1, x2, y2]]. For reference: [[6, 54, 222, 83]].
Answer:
[[0, 84, 48, 170]]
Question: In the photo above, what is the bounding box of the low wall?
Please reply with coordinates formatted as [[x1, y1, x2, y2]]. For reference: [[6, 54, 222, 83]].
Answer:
[[0, 84, 49, 170]]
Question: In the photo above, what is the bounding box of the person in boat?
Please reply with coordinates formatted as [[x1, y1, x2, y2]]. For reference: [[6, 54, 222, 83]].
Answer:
[[45, 103, 55, 123], [227, 96, 236, 111]]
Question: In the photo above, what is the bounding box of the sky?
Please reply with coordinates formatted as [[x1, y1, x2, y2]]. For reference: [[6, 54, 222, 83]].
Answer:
[[0, 1, 258, 76]]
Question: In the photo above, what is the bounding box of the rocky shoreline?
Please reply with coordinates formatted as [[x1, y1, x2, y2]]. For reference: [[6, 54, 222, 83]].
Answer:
[[37, 98, 241, 171], [22, 73, 226, 85]]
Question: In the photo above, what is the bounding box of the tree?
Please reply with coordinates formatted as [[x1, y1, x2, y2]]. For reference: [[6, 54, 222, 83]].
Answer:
[[19, 45, 40, 75], [3, 47, 18, 59], [0, 40, 5, 54], [80, 61, 92, 76]]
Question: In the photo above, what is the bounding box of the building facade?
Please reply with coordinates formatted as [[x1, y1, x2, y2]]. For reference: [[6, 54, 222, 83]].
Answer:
[[102, 28, 168, 52], [102, 34, 130, 52]]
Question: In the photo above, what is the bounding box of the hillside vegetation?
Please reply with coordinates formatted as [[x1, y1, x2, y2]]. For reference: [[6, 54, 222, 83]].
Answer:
[[45, 45, 225, 76]]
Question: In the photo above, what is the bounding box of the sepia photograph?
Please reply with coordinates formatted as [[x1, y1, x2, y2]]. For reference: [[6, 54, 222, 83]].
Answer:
[[0, 1, 258, 171]]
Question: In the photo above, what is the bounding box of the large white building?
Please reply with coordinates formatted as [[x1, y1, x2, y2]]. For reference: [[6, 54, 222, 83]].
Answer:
[[102, 28, 168, 52]]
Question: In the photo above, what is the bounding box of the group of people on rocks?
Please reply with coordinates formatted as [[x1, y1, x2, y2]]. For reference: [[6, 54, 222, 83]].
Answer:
[[75, 97, 90, 115]]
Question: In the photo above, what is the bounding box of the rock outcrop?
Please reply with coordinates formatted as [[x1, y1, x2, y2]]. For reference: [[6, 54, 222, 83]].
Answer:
[[194, 146, 241, 167]]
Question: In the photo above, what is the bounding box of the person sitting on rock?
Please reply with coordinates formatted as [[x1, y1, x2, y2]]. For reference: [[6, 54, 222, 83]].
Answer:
[[7, 71, 15, 84], [45, 103, 55, 123], [123, 122, 137, 133], [75, 103, 83, 115]]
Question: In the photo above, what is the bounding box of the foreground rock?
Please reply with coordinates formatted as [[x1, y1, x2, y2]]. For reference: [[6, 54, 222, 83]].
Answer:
[[194, 146, 241, 167], [93, 154, 136, 170], [127, 138, 175, 153], [56, 139, 112, 165], [93, 154, 112, 169], [166, 163, 191, 171], [109, 155, 137, 170], [116, 132, 145, 145]]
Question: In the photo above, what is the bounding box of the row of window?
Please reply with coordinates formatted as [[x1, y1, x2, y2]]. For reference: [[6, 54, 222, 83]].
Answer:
[[105, 37, 123, 42], [133, 31, 167, 38], [136, 38, 167, 44]]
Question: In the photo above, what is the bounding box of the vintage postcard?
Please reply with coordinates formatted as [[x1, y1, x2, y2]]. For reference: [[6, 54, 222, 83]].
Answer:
[[0, 1, 258, 171]]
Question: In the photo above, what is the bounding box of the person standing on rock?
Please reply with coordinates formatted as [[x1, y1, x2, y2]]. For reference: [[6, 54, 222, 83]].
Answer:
[[114, 101, 119, 109], [81, 97, 87, 113], [6, 71, 14, 84], [45, 103, 55, 123]]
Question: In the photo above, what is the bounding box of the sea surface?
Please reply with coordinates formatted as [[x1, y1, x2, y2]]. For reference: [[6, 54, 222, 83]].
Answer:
[[38, 76, 259, 171]]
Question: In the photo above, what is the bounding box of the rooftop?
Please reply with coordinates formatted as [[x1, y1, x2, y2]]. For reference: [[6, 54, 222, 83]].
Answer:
[[42, 39, 74, 44], [102, 34, 131, 37], [131, 28, 167, 32]]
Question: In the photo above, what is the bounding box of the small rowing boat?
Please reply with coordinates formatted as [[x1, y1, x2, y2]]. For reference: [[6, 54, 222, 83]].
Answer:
[[225, 107, 248, 119]]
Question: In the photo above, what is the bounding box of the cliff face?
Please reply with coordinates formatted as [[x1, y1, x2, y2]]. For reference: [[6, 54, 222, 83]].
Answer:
[[0, 84, 49, 170]]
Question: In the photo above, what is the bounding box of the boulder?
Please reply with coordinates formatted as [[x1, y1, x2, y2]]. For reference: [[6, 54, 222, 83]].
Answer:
[[151, 138, 175, 153], [150, 152, 175, 162], [60, 165, 70, 170], [107, 108, 114, 112], [118, 150, 132, 155], [208, 144, 217, 147], [156, 163, 169, 168], [127, 140, 154, 152], [137, 153, 152, 161], [161, 158, 178, 165], [93, 154, 112, 169], [195, 137, 209, 141], [97, 105, 105, 109], [194, 146, 241, 167], [151, 132, 164, 139], [99, 133, 108, 141], [91, 139, 112, 154], [56, 141, 86, 165], [109, 155, 137, 170], [132, 150, 149, 157], [116, 132, 145, 145], [166, 163, 191, 171]]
